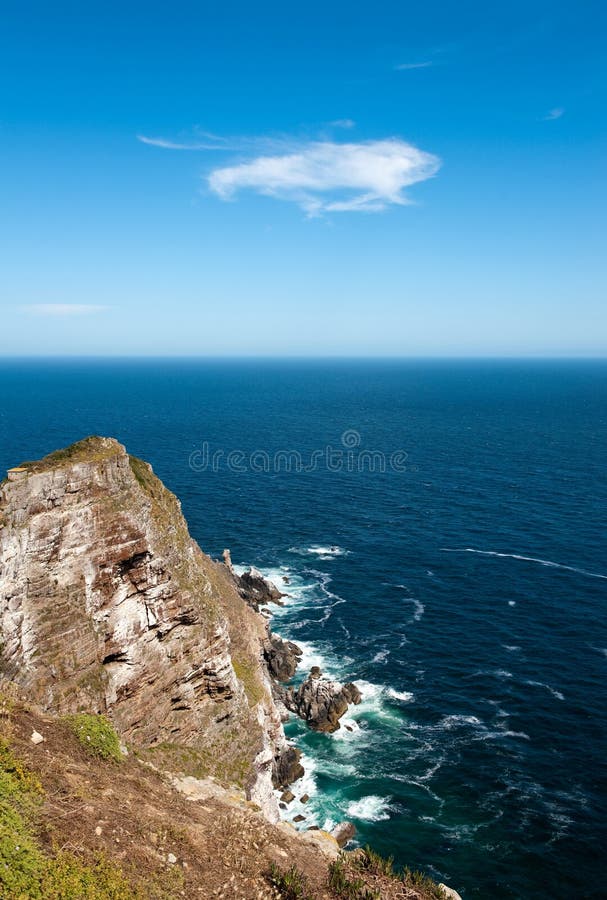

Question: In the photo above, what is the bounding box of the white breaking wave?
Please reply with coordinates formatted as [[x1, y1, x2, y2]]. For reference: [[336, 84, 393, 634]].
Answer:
[[346, 795, 392, 822], [294, 640, 333, 676], [473, 669, 513, 680], [393, 586, 426, 623], [386, 688, 414, 702], [372, 648, 390, 664], [405, 597, 425, 622], [441, 547, 607, 580], [474, 729, 531, 742], [274, 752, 321, 829], [289, 545, 350, 558], [440, 714, 483, 729], [525, 680, 565, 701]]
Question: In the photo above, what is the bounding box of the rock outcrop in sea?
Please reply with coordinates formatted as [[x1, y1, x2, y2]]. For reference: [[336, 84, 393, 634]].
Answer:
[[280, 666, 363, 732]]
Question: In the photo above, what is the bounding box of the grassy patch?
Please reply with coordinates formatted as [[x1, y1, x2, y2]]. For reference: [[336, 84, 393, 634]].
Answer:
[[0, 736, 175, 899], [351, 846, 445, 898], [355, 845, 394, 878], [128, 454, 156, 493], [18, 437, 119, 474], [328, 857, 379, 899], [64, 713, 123, 763], [38, 853, 144, 899], [231, 656, 265, 707], [0, 738, 45, 897], [401, 867, 446, 898], [268, 862, 313, 899]]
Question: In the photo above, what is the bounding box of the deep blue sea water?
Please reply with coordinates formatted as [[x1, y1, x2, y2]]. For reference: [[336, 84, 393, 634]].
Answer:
[[1, 359, 606, 899]]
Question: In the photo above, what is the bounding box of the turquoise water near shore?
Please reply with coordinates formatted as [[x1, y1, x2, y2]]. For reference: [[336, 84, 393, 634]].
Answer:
[[1, 359, 606, 898]]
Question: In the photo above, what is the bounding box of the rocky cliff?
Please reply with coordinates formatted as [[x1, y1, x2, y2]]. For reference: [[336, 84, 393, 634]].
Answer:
[[0, 437, 462, 900], [0, 437, 289, 819]]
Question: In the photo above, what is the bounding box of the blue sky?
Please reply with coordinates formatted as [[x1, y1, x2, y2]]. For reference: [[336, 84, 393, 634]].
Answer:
[[1, 0, 605, 356]]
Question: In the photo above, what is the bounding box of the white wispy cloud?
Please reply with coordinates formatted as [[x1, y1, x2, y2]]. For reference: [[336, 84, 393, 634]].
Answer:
[[543, 107, 564, 121], [21, 304, 110, 316], [137, 132, 233, 150], [207, 138, 440, 215], [138, 128, 440, 215], [395, 61, 433, 70]]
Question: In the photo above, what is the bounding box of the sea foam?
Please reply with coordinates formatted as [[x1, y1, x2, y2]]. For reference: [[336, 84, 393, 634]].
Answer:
[[346, 795, 392, 822]]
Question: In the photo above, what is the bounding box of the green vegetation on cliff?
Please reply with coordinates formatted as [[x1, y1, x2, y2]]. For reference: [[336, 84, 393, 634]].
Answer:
[[19, 436, 120, 474], [64, 714, 123, 763], [0, 736, 139, 899]]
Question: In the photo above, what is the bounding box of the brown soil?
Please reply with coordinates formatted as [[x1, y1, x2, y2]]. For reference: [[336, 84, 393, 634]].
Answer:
[[2, 701, 439, 899]]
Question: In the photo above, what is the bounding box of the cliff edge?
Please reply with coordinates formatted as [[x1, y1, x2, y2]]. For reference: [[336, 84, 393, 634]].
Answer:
[[0, 437, 287, 818]]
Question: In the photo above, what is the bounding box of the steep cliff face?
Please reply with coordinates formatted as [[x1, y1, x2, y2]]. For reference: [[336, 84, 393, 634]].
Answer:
[[0, 437, 285, 817]]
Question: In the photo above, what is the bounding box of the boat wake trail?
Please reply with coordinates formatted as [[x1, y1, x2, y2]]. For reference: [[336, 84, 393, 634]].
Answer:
[[441, 548, 607, 580]]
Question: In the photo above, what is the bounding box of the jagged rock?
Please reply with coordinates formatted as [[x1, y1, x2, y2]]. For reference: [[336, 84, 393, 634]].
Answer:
[[280, 790, 295, 804], [293, 814, 306, 823], [283, 670, 361, 733], [331, 822, 356, 847], [0, 437, 290, 824], [273, 745, 304, 788], [238, 567, 285, 607], [300, 793, 309, 803], [222, 550, 287, 610], [342, 683, 362, 705], [264, 633, 302, 682]]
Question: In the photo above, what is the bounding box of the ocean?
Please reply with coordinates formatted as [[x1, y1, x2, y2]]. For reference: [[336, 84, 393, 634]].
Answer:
[[1, 358, 605, 899]]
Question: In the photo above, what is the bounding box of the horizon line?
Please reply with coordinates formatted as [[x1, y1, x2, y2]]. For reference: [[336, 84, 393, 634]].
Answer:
[[0, 354, 606, 362]]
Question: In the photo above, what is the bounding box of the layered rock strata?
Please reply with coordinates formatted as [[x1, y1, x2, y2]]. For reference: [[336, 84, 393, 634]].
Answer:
[[0, 438, 289, 820]]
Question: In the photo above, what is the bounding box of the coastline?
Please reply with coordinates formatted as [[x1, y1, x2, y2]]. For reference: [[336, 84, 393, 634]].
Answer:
[[228, 553, 404, 839]]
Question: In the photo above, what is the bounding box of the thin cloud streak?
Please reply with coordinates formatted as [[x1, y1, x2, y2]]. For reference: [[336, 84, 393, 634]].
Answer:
[[543, 107, 565, 121], [21, 304, 110, 316], [395, 61, 433, 70], [137, 133, 233, 150], [208, 138, 440, 216]]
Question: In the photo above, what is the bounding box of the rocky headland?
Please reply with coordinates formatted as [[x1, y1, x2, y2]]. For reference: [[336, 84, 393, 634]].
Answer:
[[0, 437, 460, 899]]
